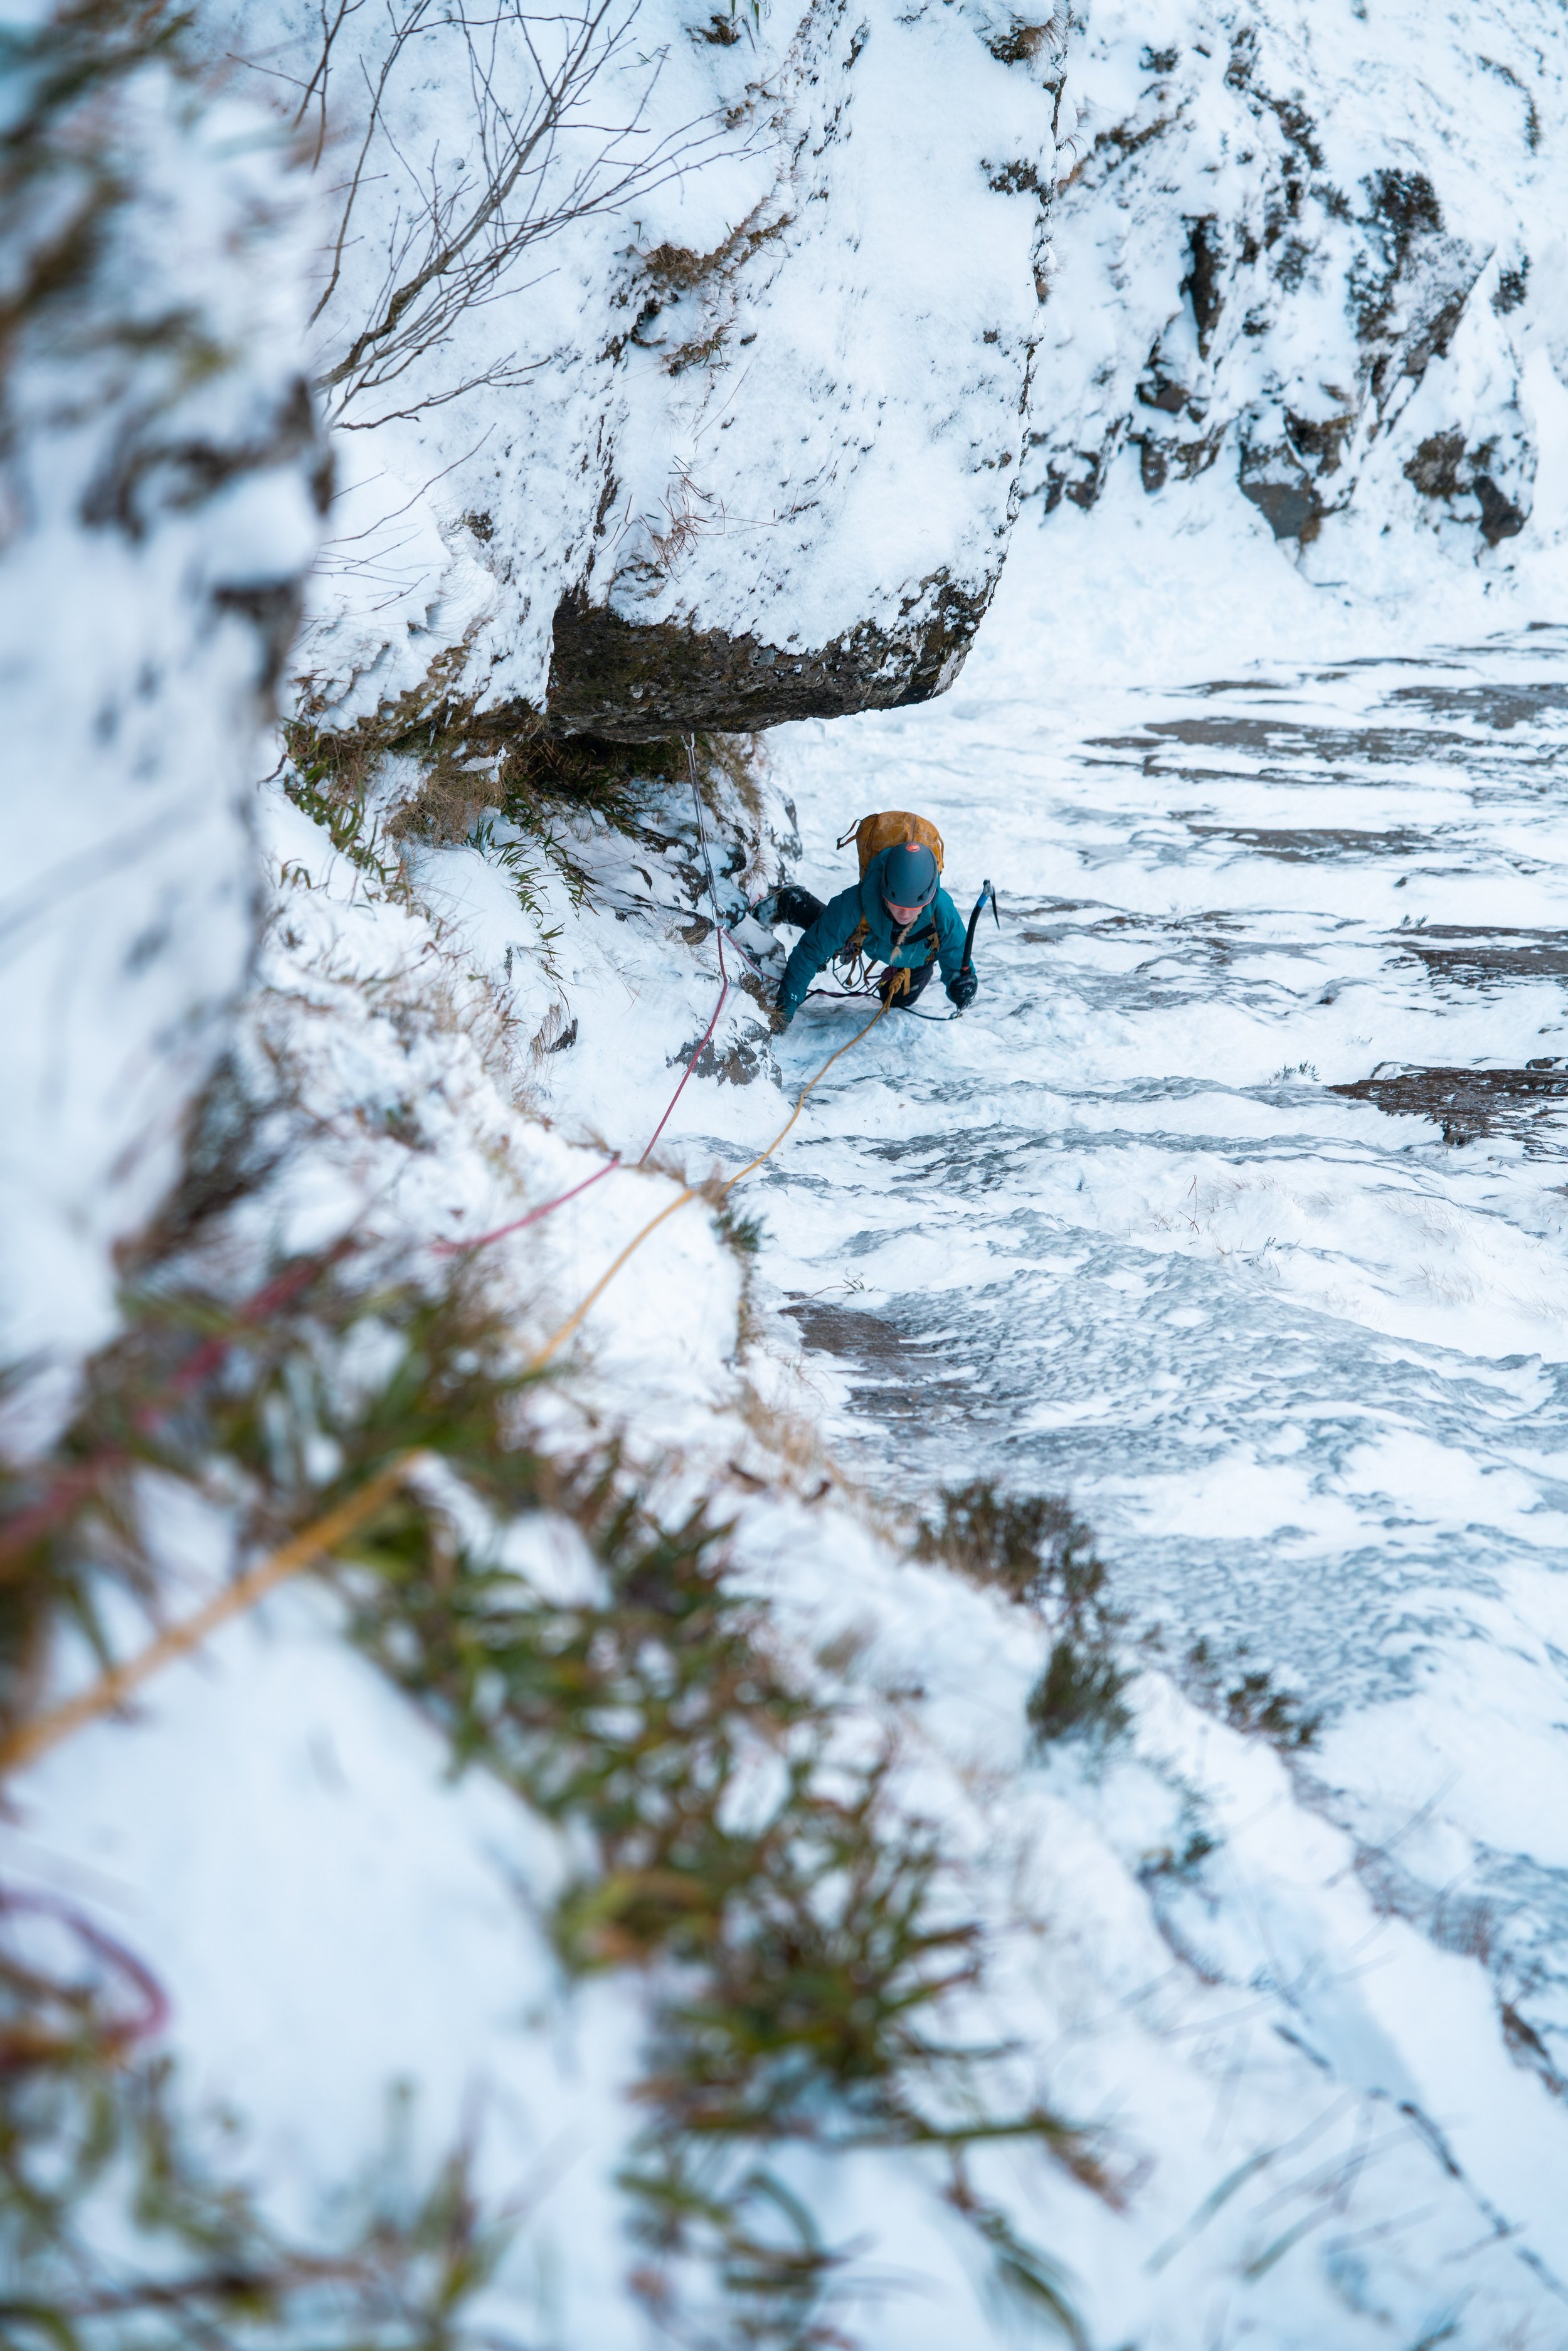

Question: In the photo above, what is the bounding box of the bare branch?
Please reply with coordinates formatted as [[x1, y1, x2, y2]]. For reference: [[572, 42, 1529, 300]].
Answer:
[[297, 0, 752, 424]]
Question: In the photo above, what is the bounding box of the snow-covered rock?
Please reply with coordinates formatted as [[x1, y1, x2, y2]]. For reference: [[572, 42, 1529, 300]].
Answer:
[[1031, 0, 1568, 574], [218, 0, 1061, 734], [0, 4, 324, 1419]]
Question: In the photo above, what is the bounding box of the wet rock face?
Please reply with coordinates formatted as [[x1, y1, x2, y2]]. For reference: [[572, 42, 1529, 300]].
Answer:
[[546, 575, 988, 739]]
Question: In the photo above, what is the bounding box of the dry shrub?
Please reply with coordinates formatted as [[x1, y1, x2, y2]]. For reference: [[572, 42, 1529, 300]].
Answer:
[[918, 1480, 1131, 1746], [3, 1200, 1096, 2343]]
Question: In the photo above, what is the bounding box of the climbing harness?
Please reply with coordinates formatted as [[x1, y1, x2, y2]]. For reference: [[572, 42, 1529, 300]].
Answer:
[[816, 882, 999, 1022]]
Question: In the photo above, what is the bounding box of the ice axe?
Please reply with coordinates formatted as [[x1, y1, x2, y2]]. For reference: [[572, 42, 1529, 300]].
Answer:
[[958, 879, 999, 992]]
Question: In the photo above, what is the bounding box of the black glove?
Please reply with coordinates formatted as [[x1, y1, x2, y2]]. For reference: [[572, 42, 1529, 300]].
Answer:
[[946, 967, 978, 1010], [770, 1000, 793, 1035]]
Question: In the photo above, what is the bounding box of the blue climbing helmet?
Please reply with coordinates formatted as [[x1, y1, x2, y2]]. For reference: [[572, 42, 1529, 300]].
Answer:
[[882, 840, 938, 913]]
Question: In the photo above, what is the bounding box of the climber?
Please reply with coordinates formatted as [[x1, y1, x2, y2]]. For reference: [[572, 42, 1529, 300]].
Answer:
[[757, 818, 978, 1032]]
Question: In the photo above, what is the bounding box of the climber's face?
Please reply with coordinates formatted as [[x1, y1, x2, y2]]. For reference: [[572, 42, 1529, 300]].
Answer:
[[885, 898, 924, 925]]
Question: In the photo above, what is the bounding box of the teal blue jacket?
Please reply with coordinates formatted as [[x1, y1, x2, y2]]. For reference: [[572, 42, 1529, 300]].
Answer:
[[778, 846, 967, 1019]]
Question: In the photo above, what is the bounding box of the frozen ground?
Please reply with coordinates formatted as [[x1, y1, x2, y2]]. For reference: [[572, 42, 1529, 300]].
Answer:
[[745, 462, 1568, 2171]]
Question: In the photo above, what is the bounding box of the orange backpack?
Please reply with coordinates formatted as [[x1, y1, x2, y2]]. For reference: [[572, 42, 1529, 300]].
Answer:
[[835, 810, 946, 878]]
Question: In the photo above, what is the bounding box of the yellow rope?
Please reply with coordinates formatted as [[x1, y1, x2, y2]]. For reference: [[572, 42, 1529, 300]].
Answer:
[[0, 1453, 419, 1780], [525, 997, 889, 1369], [524, 1185, 699, 1371], [0, 1001, 891, 1780], [719, 999, 890, 1194]]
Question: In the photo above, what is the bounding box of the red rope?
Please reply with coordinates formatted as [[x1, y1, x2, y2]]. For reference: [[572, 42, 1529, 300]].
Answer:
[[0, 1885, 170, 2059], [636, 968, 729, 1167], [431, 1154, 622, 1257], [441, 733, 731, 1243], [151, 1236, 361, 1409]]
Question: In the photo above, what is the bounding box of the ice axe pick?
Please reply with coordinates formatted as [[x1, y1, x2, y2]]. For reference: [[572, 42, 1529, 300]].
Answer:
[[956, 879, 999, 1007]]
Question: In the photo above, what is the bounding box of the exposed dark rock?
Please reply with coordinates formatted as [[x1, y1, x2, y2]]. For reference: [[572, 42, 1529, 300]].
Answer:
[[1387, 682, 1568, 726], [1331, 1062, 1568, 1146], [988, 159, 1045, 197], [985, 19, 1052, 65], [1475, 472, 1527, 545], [1043, 445, 1111, 512], [1185, 822, 1429, 862], [1138, 369, 1188, 414], [1183, 215, 1225, 354], [1404, 430, 1530, 545], [1400, 927, 1568, 984], [1239, 468, 1316, 542], [1237, 419, 1318, 541], [1405, 430, 1467, 499], [545, 575, 992, 739], [1285, 407, 1355, 476], [1494, 259, 1530, 314], [685, 1031, 766, 1084], [1364, 164, 1443, 245]]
